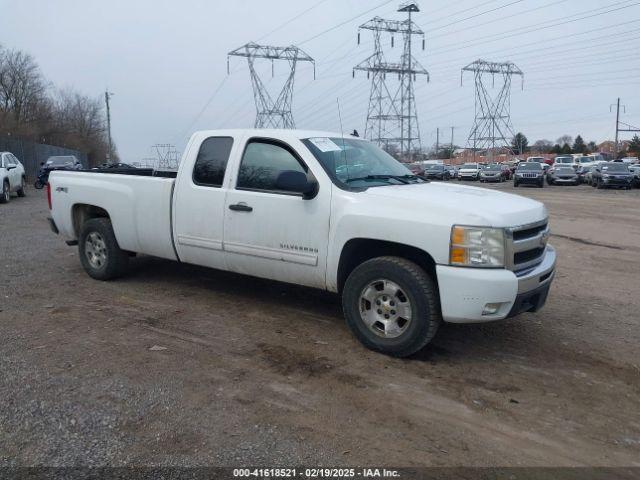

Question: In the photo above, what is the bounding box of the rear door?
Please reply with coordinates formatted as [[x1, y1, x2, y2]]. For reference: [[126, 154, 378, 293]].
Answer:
[[222, 137, 331, 289], [5, 155, 19, 189], [173, 134, 239, 270]]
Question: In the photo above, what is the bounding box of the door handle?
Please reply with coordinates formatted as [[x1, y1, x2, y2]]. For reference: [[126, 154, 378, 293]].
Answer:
[[228, 203, 253, 212]]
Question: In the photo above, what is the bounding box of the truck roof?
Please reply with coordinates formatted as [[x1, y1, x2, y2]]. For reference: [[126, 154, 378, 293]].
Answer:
[[191, 128, 356, 140]]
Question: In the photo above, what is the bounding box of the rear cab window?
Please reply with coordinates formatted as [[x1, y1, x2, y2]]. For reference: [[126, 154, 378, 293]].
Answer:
[[192, 137, 234, 187]]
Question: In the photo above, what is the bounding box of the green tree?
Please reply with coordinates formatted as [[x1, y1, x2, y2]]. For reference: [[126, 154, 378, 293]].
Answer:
[[628, 134, 640, 155], [551, 144, 562, 154], [561, 143, 572, 154], [511, 132, 528, 154], [572, 135, 586, 154], [587, 141, 597, 153]]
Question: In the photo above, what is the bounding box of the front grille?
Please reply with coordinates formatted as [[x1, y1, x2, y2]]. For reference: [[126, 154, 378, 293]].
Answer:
[[506, 220, 549, 272], [515, 247, 545, 264], [513, 222, 547, 241], [519, 172, 540, 178]]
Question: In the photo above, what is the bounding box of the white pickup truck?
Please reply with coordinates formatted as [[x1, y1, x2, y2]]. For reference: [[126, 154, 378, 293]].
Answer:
[[47, 129, 556, 357]]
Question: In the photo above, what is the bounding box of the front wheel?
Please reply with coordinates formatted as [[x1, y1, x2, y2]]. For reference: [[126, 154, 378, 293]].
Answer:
[[34, 179, 44, 190], [342, 256, 441, 358], [78, 218, 129, 280]]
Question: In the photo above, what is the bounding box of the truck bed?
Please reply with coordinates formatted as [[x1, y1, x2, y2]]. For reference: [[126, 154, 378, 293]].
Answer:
[[48, 170, 178, 261]]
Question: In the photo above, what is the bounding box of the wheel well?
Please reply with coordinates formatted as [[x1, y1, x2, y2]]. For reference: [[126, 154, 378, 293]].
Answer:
[[72, 204, 110, 237], [337, 238, 438, 293]]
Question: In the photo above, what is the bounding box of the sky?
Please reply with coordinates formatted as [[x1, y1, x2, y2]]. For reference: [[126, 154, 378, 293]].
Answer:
[[1, 0, 639, 161]]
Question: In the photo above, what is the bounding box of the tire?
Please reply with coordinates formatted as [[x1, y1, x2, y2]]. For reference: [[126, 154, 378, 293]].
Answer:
[[0, 180, 10, 204], [78, 218, 129, 280], [539, 181, 544, 188], [342, 256, 441, 358], [34, 180, 44, 190], [513, 181, 518, 187], [17, 177, 26, 197]]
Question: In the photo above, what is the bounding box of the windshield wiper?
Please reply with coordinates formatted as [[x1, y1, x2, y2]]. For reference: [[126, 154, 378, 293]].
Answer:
[[345, 174, 412, 184]]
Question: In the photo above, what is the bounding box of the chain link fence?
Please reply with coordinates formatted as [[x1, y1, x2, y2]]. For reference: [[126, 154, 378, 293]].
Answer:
[[0, 136, 88, 180]]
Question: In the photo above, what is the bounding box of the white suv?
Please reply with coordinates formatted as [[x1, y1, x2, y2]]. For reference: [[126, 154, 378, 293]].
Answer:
[[0, 152, 26, 203]]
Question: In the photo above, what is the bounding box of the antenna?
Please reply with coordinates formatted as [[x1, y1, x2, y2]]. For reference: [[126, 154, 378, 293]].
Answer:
[[336, 98, 347, 164]]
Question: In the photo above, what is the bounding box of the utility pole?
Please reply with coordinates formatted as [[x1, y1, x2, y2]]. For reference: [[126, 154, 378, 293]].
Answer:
[[435, 127, 439, 159], [450, 126, 455, 154], [610, 98, 640, 158], [105, 90, 114, 164]]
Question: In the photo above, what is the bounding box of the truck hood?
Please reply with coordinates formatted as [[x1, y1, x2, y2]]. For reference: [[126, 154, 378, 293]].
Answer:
[[361, 182, 547, 227]]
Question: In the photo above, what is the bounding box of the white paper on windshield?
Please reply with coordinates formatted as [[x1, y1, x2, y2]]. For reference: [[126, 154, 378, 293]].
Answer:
[[308, 137, 342, 152]]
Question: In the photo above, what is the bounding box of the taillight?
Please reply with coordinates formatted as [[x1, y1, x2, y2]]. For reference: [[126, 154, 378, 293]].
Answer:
[[46, 182, 52, 210]]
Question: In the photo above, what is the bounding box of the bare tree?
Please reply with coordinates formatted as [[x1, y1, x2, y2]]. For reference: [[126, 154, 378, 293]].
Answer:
[[0, 45, 49, 133]]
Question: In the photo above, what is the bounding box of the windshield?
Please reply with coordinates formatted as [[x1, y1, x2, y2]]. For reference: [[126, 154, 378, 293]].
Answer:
[[556, 167, 575, 174], [601, 163, 629, 173], [46, 156, 76, 166], [518, 163, 542, 171], [555, 157, 573, 163], [484, 164, 500, 171], [577, 157, 593, 163], [426, 164, 443, 170], [528, 157, 544, 162], [461, 163, 477, 169], [302, 137, 423, 188]]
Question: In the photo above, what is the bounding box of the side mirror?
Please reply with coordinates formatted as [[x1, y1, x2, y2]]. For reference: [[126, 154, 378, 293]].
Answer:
[[275, 170, 318, 199]]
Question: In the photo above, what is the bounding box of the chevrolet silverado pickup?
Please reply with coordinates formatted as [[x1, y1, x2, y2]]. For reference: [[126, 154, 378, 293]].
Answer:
[[47, 129, 556, 357]]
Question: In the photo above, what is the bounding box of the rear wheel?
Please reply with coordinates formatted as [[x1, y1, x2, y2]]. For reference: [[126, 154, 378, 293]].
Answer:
[[78, 218, 129, 280], [17, 177, 26, 197], [0, 180, 10, 204], [34, 179, 44, 189], [342, 256, 441, 358]]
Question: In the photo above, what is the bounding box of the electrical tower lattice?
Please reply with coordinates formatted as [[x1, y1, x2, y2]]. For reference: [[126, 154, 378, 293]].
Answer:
[[228, 42, 314, 129], [353, 2, 428, 160], [461, 60, 524, 160]]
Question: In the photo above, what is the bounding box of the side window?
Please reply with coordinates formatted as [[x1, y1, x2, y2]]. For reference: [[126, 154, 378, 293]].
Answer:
[[6, 155, 15, 166], [237, 140, 307, 192], [192, 136, 234, 187]]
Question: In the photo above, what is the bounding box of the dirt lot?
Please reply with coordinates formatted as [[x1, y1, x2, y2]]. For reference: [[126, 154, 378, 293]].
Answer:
[[1, 182, 639, 468]]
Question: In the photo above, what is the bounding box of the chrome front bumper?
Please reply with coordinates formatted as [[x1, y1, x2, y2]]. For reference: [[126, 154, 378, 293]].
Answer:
[[516, 245, 556, 294]]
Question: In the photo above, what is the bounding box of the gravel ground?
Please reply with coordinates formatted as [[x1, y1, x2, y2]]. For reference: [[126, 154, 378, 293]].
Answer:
[[0, 182, 639, 467]]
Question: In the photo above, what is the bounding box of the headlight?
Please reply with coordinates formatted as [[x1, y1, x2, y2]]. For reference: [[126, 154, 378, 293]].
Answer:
[[450, 226, 505, 268], [603, 174, 610, 179]]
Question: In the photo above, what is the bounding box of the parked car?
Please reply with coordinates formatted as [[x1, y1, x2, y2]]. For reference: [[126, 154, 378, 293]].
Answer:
[[423, 164, 450, 181], [619, 157, 638, 164], [591, 162, 634, 189], [514, 162, 544, 188], [479, 164, 503, 183], [44, 155, 83, 171], [457, 162, 481, 181], [500, 164, 512, 180], [547, 166, 579, 185], [0, 151, 27, 203], [47, 128, 556, 358], [628, 164, 640, 187], [552, 155, 575, 168], [407, 162, 425, 177], [444, 164, 458, 179], [576, 165, 593, 184]]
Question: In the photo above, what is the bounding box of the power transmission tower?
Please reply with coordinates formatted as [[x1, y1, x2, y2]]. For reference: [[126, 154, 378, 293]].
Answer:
[[461, 60, 523, 161], [610, 98, 640, 156], [152, 144, 180, 171], [228, 42, 315, 129], [104, 90, 114, 164], [353, 2, 428, 161]]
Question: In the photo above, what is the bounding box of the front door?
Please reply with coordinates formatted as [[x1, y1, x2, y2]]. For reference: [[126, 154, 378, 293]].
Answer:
[[223, 138, 330, 289]]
